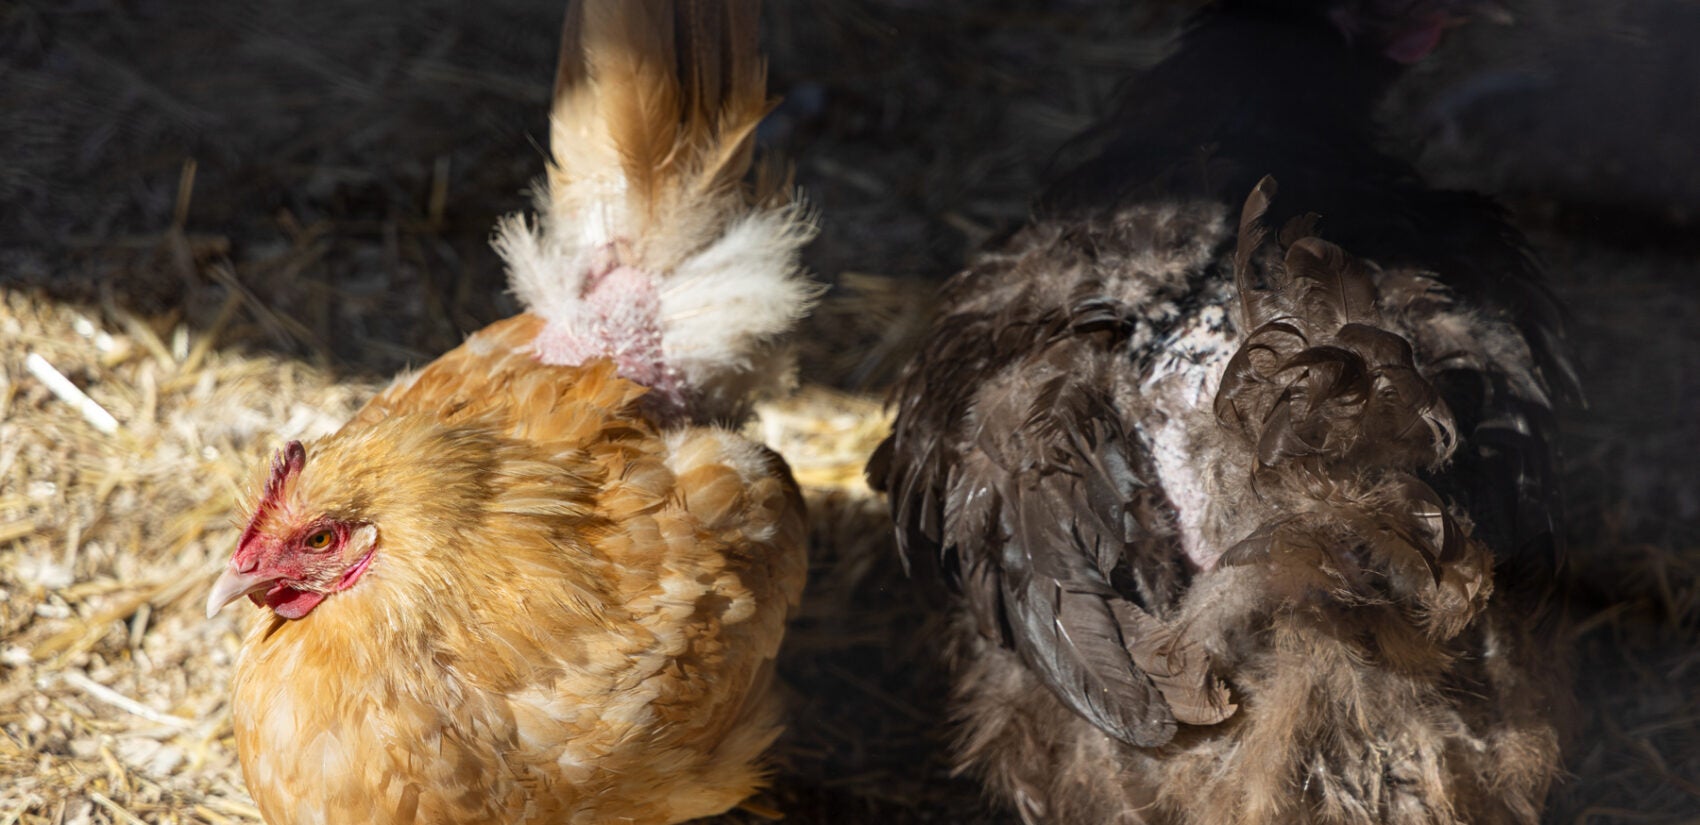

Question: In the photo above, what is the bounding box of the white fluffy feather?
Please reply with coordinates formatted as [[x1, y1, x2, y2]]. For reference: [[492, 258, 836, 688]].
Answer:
[[491, 0, 819, 423], [659, 203, 819, 385], [493, 189, 817, 420]]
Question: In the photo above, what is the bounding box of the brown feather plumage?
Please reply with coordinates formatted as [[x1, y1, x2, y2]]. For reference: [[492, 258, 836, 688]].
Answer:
[[869, 2, 1572, 818]]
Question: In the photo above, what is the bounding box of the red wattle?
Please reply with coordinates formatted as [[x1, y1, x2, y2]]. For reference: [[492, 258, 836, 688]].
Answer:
[[254, 550, 375, 620], [264, 585, 326, 620]]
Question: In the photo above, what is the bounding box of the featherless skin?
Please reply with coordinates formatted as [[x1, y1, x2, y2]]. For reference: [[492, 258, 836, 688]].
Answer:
[[870, 2, 1572, 822], [205, 2, 817, 823]]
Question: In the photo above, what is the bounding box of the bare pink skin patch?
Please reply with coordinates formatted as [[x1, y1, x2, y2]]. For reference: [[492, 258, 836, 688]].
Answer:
[[531, 261, 691, 416]]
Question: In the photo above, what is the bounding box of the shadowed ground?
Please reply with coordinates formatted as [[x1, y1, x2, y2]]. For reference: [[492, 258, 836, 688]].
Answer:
[[1, 1, 1696, 821]]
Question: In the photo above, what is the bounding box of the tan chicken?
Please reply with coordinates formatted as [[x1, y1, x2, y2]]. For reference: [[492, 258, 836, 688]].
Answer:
[[203, 2, 817, 823]]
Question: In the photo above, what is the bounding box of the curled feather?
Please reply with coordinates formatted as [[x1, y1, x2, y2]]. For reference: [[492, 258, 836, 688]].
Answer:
[[1216, 178, 1490, 635]]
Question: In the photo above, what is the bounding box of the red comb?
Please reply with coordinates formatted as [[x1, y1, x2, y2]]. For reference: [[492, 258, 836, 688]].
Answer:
[[237, 441, 305, 557], [263, 441, 306, 507]]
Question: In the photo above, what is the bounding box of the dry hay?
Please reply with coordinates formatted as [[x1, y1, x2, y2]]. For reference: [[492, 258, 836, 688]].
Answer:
[[0, 281, 929, 824], [3, 1, 1699, 823], [0, 287, 372, 823]]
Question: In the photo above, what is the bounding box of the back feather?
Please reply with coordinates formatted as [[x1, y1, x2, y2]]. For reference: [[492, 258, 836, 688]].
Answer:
[[495, 0, 819, 423], [1216, 176, 1489, 637]]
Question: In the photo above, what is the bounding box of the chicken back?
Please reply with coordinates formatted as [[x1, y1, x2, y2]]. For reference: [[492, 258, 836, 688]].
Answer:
[[227, 317, 805, 824], [870, 2, 1572, 823]]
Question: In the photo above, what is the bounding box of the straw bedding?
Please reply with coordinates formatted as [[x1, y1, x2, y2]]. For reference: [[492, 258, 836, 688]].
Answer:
[[3, 1, 1696, 822]]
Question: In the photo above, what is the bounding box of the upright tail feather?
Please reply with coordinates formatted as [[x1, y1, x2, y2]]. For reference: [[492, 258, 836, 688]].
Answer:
[[495, 0, 819, 423]]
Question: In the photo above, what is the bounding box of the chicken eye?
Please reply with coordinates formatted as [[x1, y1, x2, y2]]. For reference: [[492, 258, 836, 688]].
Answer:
[[303, 529, 335, 550]]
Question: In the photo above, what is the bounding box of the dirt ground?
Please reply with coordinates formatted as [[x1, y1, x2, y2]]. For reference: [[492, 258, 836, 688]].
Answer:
[[2, 0, 1697, 822]]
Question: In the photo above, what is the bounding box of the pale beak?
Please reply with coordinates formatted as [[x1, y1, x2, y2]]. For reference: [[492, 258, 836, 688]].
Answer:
[[206, 566, 278, 619]]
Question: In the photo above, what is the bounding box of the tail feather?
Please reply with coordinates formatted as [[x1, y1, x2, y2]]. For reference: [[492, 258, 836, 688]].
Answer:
[[551, 0, 770, 229], [1218, 177, 1455, 484], [1215, 176, 1488, 637], [497, 0, 818, 423], [1171, 184, 1559, 824]]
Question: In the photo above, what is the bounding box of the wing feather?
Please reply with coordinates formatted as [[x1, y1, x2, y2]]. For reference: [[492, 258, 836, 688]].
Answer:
[[876, 290, 1226, 747]]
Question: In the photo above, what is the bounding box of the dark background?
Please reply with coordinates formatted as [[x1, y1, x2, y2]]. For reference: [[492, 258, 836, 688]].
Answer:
[[3, 0, 1697, 821]]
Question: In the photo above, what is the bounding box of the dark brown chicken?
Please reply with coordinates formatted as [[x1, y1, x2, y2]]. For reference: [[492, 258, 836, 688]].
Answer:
[[869, 1, 1573, 822]]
